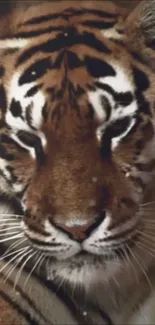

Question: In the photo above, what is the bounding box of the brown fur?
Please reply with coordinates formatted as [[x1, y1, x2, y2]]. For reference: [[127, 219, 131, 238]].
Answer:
[[0, 0, 154, 234]]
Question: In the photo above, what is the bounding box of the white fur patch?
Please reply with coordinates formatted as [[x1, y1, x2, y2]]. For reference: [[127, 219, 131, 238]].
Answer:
[[0, 158, 11, 180], [88, 63, 138, 149], [102, 28, 124, 40], [7, 71, 45, 131], [0, 38, 29, 49], [88, 90, 107, 120], [99, 65, 134, 94]]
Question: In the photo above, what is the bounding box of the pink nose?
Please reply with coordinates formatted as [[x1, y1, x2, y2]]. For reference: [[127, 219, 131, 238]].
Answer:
[[59, 224, 91, 241], [52, 215, 105, 242]]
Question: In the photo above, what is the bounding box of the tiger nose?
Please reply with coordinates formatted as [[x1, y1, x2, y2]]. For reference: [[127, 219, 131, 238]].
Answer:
[[51, 214, 105, 242]]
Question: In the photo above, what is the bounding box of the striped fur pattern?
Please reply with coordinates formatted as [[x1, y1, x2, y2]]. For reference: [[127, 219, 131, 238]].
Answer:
[[1, 0, 155, 324]]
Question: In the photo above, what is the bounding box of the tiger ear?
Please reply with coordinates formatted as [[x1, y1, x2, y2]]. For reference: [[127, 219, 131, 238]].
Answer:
[[125, 0, 155, 67], [126, 0, 155, 48]]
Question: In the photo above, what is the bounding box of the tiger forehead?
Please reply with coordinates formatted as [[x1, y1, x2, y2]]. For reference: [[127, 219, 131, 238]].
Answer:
[[19, 0, 120, 26]]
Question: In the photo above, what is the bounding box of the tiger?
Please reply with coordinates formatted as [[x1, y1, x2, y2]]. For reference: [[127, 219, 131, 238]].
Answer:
[[1, 0, 155, 324]]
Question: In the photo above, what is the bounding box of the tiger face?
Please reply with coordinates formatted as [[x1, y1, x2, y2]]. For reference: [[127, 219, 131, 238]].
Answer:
[[1, 0, 155, 285]]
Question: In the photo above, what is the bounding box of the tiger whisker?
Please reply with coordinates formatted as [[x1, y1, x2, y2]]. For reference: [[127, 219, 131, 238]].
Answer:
[[37, 253, 46, 274], [0, 214, 23, 217], [0, 247, 29, 275], [124, 244, 139, 283], [135, 241, 155, 257], [142, 225, 155, 230], [138, 235, 155, 245], [0, 246, 29, 261], [1, 238, 27, 258], [0, 234, 23, 243], [141, 201, 155, 207], [13, 250, 36, 290], [0, 231, 21, 237], [0, 223, 21, 228], [0, 225, 21, 233], [136, 229, 155, 240], [127, 245, 152, 289], [138, 230, 155, 237], [3, 249, 32, 286], [24, 252, 43, 288]]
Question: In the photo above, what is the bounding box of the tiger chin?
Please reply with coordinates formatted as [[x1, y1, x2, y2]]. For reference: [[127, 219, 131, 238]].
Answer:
[[1, 0, 155, 324]]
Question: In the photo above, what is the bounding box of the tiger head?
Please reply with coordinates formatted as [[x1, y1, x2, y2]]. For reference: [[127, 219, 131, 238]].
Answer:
[[1, 0, 155, 285]]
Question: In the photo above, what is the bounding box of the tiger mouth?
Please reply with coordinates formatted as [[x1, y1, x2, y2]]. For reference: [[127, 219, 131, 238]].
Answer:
[[25, 230, 140, 263]]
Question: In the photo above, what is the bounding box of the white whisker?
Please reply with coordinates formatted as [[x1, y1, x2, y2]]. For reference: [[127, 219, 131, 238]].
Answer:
[[24, 252, 43, 288], [0, 247, 29, 274], [124, 244, 139, 283], [0, 234, 23, 243], [13, 250, 35, 290], [0, 225, 21, 233], [0, 231, 21, 237], [3, 249, 32, 285], [127, 245, 152, 289], [0, 246, 29, 261], [1, 238, 27, 258], [141, 201, 155, 207]]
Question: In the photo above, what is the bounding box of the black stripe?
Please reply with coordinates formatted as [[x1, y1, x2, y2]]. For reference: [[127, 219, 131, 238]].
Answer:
[[85, 56, 115, 78], [86, 103, 94, 119], [25, 84, 43, 97], [28, 237, 63, 247], [135, 90, 151, 115], [0, 168, 11, 184], [34, 273, 92, 325], [100, 95, 111, 120], [0, 65, 5, 77], [67, 51, 83, 69], [23, 8, 118, 26], [6, 165, 18, 183], [22, 12, 67, 25], [132, 66, 149, 92], [130, 51, 150, 66], [10, 99, 23, 118], [0, 290, 39, 325], [76, 8, 119, 18], [95, 82, 133, 107], [0, 84, 7, 113], [19, 57, 52, 85], [16, 30, 111, 66], [0, 144, 15, 160], [0, 134, 27, 152], [42, 103, 48, 121], [145, 39, 155, 50], [99, 308, 114, 325], [0, 194, 23, 212], [17, 131, 45, 165], [82, 20, 115, 29], [1, 275, 49, 324], [15, 26, 64, 38]]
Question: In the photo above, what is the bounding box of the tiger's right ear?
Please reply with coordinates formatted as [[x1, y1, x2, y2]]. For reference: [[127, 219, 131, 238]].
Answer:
[[125, 0, 155, 67], [126, 0, 155, 46]]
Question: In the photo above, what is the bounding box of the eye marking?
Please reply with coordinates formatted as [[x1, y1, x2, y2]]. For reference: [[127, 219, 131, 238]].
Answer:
[[19, 57, 52, 85], [31, 71, 37, 76], [98, 117, 136, 155], [17, 130, 46, 164]]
